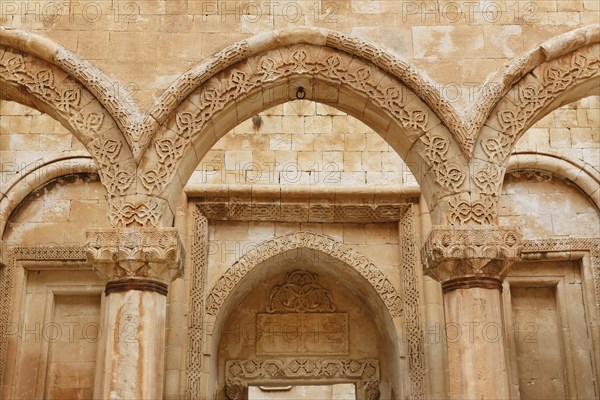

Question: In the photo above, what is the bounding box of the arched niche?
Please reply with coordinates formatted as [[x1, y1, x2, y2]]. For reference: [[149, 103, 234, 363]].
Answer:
[[207, 247, 405, 400]]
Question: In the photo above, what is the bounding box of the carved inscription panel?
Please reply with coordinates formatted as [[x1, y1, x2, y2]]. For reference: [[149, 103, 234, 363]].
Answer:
[[256, 270, 349, 356], [256, 313, 349, 355]]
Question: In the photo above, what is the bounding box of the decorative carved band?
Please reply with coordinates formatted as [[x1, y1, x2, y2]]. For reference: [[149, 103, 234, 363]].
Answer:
[[441, 277, 503, 293], [422, 225, 522, 283], [225, 358, 380, 400], [196, 201, 414, 223], [105, 278, 168, 296], [85, 228, 185, 284]]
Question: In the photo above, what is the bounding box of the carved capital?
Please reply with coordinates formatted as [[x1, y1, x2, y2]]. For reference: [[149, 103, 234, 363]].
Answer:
[[85, 228, 184, 285], [422, 226, 522, 291]]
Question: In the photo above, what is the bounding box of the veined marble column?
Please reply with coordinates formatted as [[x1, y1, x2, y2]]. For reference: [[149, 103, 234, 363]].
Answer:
[[86, 228, 184, 400], [422, 226, 522, 400]]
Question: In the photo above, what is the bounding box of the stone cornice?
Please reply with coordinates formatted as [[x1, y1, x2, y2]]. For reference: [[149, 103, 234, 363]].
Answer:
[[189, 184, 419, 222], [422, 225, 522, 289], [85, 228, 184, 284]]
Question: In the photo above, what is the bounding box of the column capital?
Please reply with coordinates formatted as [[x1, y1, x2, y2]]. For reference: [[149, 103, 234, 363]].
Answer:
[[85, 228, 185, 286], [422, 225, 522, 291]]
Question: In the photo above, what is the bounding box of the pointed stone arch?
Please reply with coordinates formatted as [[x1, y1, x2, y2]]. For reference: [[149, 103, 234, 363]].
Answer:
[[205, 231, 403, 319], [0, 29, 138, 206], [139, 30, 468, 225], [506, 151, 600, 211], [0, 157, 97, 237], [460, 26, 600, 226]]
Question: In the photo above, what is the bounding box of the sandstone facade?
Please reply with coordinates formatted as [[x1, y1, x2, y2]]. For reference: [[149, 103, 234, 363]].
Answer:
[[0, 2, 599, 399]]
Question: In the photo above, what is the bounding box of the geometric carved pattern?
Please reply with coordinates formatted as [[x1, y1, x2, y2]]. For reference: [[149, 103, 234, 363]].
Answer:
[[185, 208, 209, 400], [3, 27, 598, 228], [0, 48, 134, 200], [0, 245, 87, 390], [205, 231, 403, 318], [483, 46, 600, 167], [197, 202, 413, 223], [224, 358, 380, 400], [399, 206, 426, 400], [266, 270, 336, 313]]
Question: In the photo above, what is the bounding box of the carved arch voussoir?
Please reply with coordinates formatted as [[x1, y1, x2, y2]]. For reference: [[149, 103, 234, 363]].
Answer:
[[476, 43, 600, 170], [142, 42, 465, 209], [205, 231, 403, 318], [0, 43, 136, 200], [0, 27, 143, 157]]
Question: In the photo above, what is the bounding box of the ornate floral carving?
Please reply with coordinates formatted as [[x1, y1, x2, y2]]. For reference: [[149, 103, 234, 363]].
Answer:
[[267, 270, 336, 313], [85, 228, 184, 283], [325, 30, 471, 154], [197, 201, 410, 223], [225, 358, 380, 400], [422, 225, 522, 284], [205, 231, 402, 318], [473, 163, 504, 195], [0, 47, 135, 200], [55, 48, 142, 154]]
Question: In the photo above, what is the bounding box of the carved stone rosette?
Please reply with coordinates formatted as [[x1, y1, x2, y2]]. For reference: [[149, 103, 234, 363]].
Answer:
[[422, 226, 522, 292], [85, 228, 184, 295]]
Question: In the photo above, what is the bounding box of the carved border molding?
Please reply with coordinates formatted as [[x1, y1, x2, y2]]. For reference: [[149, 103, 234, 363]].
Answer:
[[185, 207, 209, 399], [0, 245, 87, 389], [521, 237, 600, 315], [142, 43, 466, 200], [224, 358, 380, 400], [197, 201, 415, 223], [399, 206, 426, 399], [205, 230, 403, 318]]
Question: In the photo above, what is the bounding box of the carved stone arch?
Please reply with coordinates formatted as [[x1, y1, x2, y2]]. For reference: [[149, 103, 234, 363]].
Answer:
[[473, 43, 599, 174], [140, 35, 468, 225], [461, 35, 599, 225], [0, 157, 97, 237], [466, 25, 600, 149], [506, 151, 600, 211], [0, 27, 144, 157], [205, 231, 403, 319], [0, 36, 138, 205]]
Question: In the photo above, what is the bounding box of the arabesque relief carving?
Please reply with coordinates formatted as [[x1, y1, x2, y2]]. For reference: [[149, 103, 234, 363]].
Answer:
[[224, 358, 380, 400], [267, 270, 336, 313], [141, 44, 464, 198], [2, 27, 598, 227]]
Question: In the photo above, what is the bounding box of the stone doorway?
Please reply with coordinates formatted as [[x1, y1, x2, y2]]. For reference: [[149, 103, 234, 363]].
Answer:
[[213, 262, 399, 399], [248, 383, 356, 399]]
